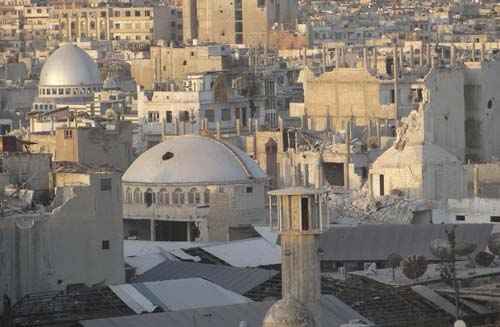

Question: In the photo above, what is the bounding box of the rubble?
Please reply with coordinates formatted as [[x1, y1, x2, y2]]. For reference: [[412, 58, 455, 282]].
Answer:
[[328, 184, 425, 225]]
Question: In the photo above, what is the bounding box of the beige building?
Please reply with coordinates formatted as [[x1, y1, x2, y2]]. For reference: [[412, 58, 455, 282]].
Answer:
[[122, 135, 267, 242], [54, 5, 181, 43], [4, 4, 182, 45], [182, 0, 297, 47], [131, 44, 236, 89], [29, 122, 134, 172]]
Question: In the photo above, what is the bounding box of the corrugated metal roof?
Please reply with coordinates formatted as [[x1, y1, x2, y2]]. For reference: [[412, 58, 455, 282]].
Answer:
[[320, 224, 493, 261], [80, 295, 371, 327], [411, 286, 457, 317], [109, 284, 158, 314], [199, 238, 281, 267], [112, 279, 251, 312], [134, 260, 278, 294]]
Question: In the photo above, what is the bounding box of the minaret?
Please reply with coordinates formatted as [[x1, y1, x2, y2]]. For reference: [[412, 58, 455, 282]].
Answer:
[[263, 187, 328, 327]]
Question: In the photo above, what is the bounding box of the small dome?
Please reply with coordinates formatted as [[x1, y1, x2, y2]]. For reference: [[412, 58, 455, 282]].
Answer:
[[39, 44, 101, 87], [263, 298, 316, 327], [123, 135, 266, 185]]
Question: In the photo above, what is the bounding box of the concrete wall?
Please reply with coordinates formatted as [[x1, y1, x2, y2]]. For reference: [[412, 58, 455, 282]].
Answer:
[[463, 60, 500, 161], [0, 172, 124, 305], [2, 152, 51, 192], [423, 67, 466, 161], [463, 163, 500, 198], [435, 197, 500, 228]]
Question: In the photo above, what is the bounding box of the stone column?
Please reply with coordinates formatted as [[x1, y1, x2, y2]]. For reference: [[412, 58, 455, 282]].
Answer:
[[150, 219, 156, 241], [67, 16, 72, 41]]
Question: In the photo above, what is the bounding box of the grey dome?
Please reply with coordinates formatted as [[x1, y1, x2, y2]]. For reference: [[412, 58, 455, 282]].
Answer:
[[263, 298, 316, 327], [123, 135, 266, 185], [39, 44, 101, 87]]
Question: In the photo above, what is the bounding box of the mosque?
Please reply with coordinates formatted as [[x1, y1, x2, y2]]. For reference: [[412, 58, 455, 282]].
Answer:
[[122, 134, 268, 242], [29, 44, 103, 133]]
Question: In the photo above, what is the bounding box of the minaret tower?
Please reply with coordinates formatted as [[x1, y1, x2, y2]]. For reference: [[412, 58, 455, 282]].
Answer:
[[263, 186, 328, 327]]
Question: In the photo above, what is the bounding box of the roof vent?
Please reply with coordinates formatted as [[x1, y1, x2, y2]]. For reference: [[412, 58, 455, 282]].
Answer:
[[162, 152, 174, 161]]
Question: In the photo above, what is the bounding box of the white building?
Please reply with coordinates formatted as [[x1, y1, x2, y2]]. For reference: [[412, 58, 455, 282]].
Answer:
[[30, 44, 102, 133], [122, 135, 267, 242], [137, 72, 250, 149]]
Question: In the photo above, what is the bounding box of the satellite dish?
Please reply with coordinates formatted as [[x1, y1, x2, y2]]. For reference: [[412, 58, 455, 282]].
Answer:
[[430, 239, 452, 259], [401, 255, 428, 280], [454, 320, 466, 327], [488, 233, 500, 256], [455, 242, 476, 257], [475, 251, 495, 267]]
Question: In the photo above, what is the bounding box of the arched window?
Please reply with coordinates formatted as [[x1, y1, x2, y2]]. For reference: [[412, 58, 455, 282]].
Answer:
[[133, 188, 142, 203], [204, 189, 210, 204], [158, 188, 169, 206], [187, 188, 201, 205], [125, 187, 132, 203], [144, 188, 155, 207], [173, 188, 184, 206]]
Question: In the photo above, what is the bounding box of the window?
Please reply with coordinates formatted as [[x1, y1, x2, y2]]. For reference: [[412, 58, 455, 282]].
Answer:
[[145, 10, 150, 16], [204, 189, 210, 204], [114, 11, 120, 17], [456, 215, 466, 221], [100, 178, 112, 191], [144, 189, 155, 207], [205, 109, 215, 123], [134, 188, 142, 203], [125, 10, 131, 16], [379, 175, 385, 196], [188, 188, 198, 205], [166, 111, 173, 123], [301, 197, 310, 231], [158, 189, 169, 206], [491, 216, 500, 223], [179, 111, 190, 122], [221, 108, 231, 121], [102, 240, 110, 250], [246, 186, 253, 193], [64, 129, 73, 139], [147, 111, 160, 122], [125, 187, 132, 203], [173, 188, 184, 206]]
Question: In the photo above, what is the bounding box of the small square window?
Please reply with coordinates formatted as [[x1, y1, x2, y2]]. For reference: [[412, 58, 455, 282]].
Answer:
[[456, 215, 466, 221], [100, 178, 112, 191], [246, 186, 253, 193], [102, 240, 110, 250]]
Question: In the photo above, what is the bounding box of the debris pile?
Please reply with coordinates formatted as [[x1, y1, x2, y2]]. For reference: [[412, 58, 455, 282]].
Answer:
[[329, 185, 423, 225]]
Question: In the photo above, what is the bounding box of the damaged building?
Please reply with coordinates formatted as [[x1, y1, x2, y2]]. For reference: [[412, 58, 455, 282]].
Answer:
[[0, 136, 125, 308]]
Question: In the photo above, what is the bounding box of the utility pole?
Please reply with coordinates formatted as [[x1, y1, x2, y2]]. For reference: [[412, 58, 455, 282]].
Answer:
[[446, 226, 460, 321]]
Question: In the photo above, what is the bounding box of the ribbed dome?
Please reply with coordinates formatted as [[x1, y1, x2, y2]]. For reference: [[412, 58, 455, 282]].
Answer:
[[39, 44, 101, 87], [263, 298, 316, 327], [123, 135, 266, 185]]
